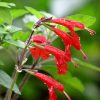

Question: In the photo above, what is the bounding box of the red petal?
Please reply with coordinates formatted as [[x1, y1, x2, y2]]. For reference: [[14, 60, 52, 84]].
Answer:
[[34, 72, 64, 92], [51, 18, 85, 30], [49, 86, 57, 100], [44, 45, 70, 74], [51, 27, 81, 50], [31, 35, 48, 44], [64, 45, 71, 62], [55, 58, 68, 74], [51, 28, 72, 45], [29, 47, 50, 59], [71, 36, 81, 50], [44, 45, 65, 57]]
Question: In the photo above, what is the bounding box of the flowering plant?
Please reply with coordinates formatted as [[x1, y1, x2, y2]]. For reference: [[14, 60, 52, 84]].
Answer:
[[0, 3, 99, 100]]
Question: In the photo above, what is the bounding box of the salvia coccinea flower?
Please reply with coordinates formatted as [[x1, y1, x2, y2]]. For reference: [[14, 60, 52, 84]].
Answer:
[[49, 27, 87, 59], [29, 35, 50, 59], [31, 35, 51, 45], [24, 71, 71, 100], [44, 45, 71, 74], [30, 35, 71, 74], [30, 47, 50, 59], [50, 18, 96, 36]]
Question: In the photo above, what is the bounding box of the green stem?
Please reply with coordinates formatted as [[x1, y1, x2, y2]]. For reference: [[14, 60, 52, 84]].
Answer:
[[5, 29, 35, 100], [12, 59, 39, 100], [7, 70, 19, 100]]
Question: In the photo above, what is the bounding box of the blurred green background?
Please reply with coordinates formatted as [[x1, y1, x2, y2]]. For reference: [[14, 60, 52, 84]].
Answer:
[[0, 0, 100, 100]]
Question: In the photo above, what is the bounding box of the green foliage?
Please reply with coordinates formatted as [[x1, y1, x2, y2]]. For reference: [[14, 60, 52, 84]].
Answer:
[[4, 39, 25, 48], [25, 6, 44, 19], [0, 8, 12, 24], [10, 9, 28, 19], [0, 69, 20, 94], [0, 2, 98, 99], [74, 58, 100, 72], [0, 2, 15, 8]]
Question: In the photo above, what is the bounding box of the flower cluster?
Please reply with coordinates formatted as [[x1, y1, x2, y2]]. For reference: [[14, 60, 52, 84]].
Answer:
[[28, 17, 95, 100]]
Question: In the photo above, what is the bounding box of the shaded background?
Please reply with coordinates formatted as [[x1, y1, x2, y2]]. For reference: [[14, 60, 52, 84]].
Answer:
[[0, 0, 100, 100]]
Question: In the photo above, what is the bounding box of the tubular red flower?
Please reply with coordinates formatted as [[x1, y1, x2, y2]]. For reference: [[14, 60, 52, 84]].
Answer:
[[34, 72, 64, 92], [51, 27, 72, 45], [50, 18, 95, 36], [44, 45, 71, 74], [50, 27, 87, 59], [50, 18, 84, 29], [44, 45, 71, 62], [29, 47, 50, 59], [30, 35, 51, 59], [33, 72, 64, 100], [51, 27, 81, 50], [31, 35, 51, 44]]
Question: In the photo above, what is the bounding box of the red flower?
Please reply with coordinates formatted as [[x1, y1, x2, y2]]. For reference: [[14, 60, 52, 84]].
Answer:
[[49, 86, 57, 100], [31, 35, 51, 44], [51, 27, 81, 50], [29, 35, 50, 59], [34, 72, 64, 100], [50, 18, 95, 36], [44, 45, 71, 74], [51, 27, 72, 45], [50, 27, 87, 59], [29, 47, 50, 59], [34, 72, 64, 91]]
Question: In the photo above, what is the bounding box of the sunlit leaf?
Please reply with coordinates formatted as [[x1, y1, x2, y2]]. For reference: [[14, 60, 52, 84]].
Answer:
[[0, 8, 12, 24], [4, 39, 25, 48], [0, 2, 15, 8], [0, 69, 20, 94], [13, 31, 30, 41], [0, 27, 7, 34], [5, 25, 22, 33], [25, 6, 44, 19], [11, 9, 28, 19]]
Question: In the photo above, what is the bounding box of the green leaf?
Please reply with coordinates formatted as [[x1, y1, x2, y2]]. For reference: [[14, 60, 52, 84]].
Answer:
[[12, 31, 30, 41], [0, 69, 20, 94], [67, 14, 96, 27], [40, 11, 56, 18], [0, 8, 12, 24], [65, 77, 84, 93], [25, 6, 44, 19], [4, 39, 25, 48], [0, 27, 7, 34], [0, 2, 15, 8], [0, 25, 22, 35], [74, 58, 100, 72], [5, 25, 22, 33], [10, 9, 28, 19], [42, 66, 84, 93]]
